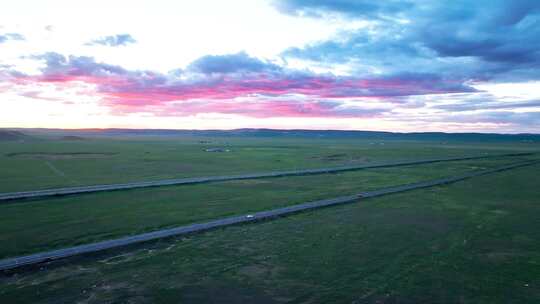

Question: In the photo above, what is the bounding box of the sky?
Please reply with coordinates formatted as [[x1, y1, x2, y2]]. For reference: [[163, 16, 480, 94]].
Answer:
[[0, 0, 539, 133]]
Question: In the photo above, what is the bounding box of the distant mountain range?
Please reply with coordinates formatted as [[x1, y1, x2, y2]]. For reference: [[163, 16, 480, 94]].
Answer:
[[2, 128, 539, 142]]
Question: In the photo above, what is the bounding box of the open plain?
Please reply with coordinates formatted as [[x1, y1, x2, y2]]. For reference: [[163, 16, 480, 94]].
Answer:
[[0, 129, 539, 303]]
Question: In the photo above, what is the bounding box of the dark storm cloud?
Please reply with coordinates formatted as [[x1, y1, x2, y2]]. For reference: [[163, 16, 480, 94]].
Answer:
[[278, 0, 540, 81], [419, 1, 540, 66]]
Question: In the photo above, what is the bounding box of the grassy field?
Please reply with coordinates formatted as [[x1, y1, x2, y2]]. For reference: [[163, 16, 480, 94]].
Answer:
[[0, 155, 534, 260], [1, 132, 539, 303], [1, 134, 538, 192], [1, 160, 538, 303]]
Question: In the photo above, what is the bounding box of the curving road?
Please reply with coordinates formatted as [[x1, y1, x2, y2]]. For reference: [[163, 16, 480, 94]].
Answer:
[[0, 152, 533, 202], [1, 159, 537, 272]]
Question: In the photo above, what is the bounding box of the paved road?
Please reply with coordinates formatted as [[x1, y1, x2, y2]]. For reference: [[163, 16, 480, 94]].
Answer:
[[0, 152, 533, 202], [1, 159, 537, 272]]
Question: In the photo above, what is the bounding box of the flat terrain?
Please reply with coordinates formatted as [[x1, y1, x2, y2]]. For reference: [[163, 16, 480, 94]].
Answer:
[[0, 130, 539, 303], [1, 161, 539, 303], [1, 133, 538, 193], [0, 156, 533, 260]]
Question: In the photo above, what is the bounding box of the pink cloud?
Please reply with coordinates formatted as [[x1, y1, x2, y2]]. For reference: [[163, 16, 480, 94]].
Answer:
[[2, 53, 476, 118], [108, 98, 385, 118]]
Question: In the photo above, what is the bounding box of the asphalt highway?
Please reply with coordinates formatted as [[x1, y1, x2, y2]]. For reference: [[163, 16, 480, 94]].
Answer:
[[0, 152, 533, 202], [1, 159, 537, 272]]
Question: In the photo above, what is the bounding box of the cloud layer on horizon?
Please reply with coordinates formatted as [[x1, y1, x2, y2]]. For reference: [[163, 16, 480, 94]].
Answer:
[[2, 51, 484, 119]]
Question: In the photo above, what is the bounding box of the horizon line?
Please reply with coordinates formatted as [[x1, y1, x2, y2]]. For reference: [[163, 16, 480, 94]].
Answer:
[[2, 127, 539, 136]]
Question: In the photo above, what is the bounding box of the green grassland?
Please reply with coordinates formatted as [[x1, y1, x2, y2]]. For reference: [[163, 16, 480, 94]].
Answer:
[[1, 134, 538, 192], [1, 132, 539, 303], [0, 155, 534, 260], [1, 160, 538, 303]]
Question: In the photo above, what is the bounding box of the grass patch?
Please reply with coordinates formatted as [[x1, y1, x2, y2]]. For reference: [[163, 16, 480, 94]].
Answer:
[[1, 135, 538, 192], [1, 162, 538, 303], [0, 156, 531, 259]]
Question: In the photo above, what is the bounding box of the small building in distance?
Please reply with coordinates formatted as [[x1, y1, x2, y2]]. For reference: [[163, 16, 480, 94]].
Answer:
[[204, 147, 231, 152]]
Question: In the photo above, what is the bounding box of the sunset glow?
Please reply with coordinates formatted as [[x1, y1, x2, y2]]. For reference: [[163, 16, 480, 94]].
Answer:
[[1, 0, 539, 132]]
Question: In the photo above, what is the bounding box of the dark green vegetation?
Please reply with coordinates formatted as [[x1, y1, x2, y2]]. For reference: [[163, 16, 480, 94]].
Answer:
[[1, 129, 539, 303], [0, 156, 534, 260], [1, 129, 538, 193], [1, 161, 539, 303]]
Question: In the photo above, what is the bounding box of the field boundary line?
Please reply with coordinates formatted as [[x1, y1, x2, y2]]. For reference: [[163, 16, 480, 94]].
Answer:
[[1, 159, 538, 272], [0, 152, 534, 202]]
